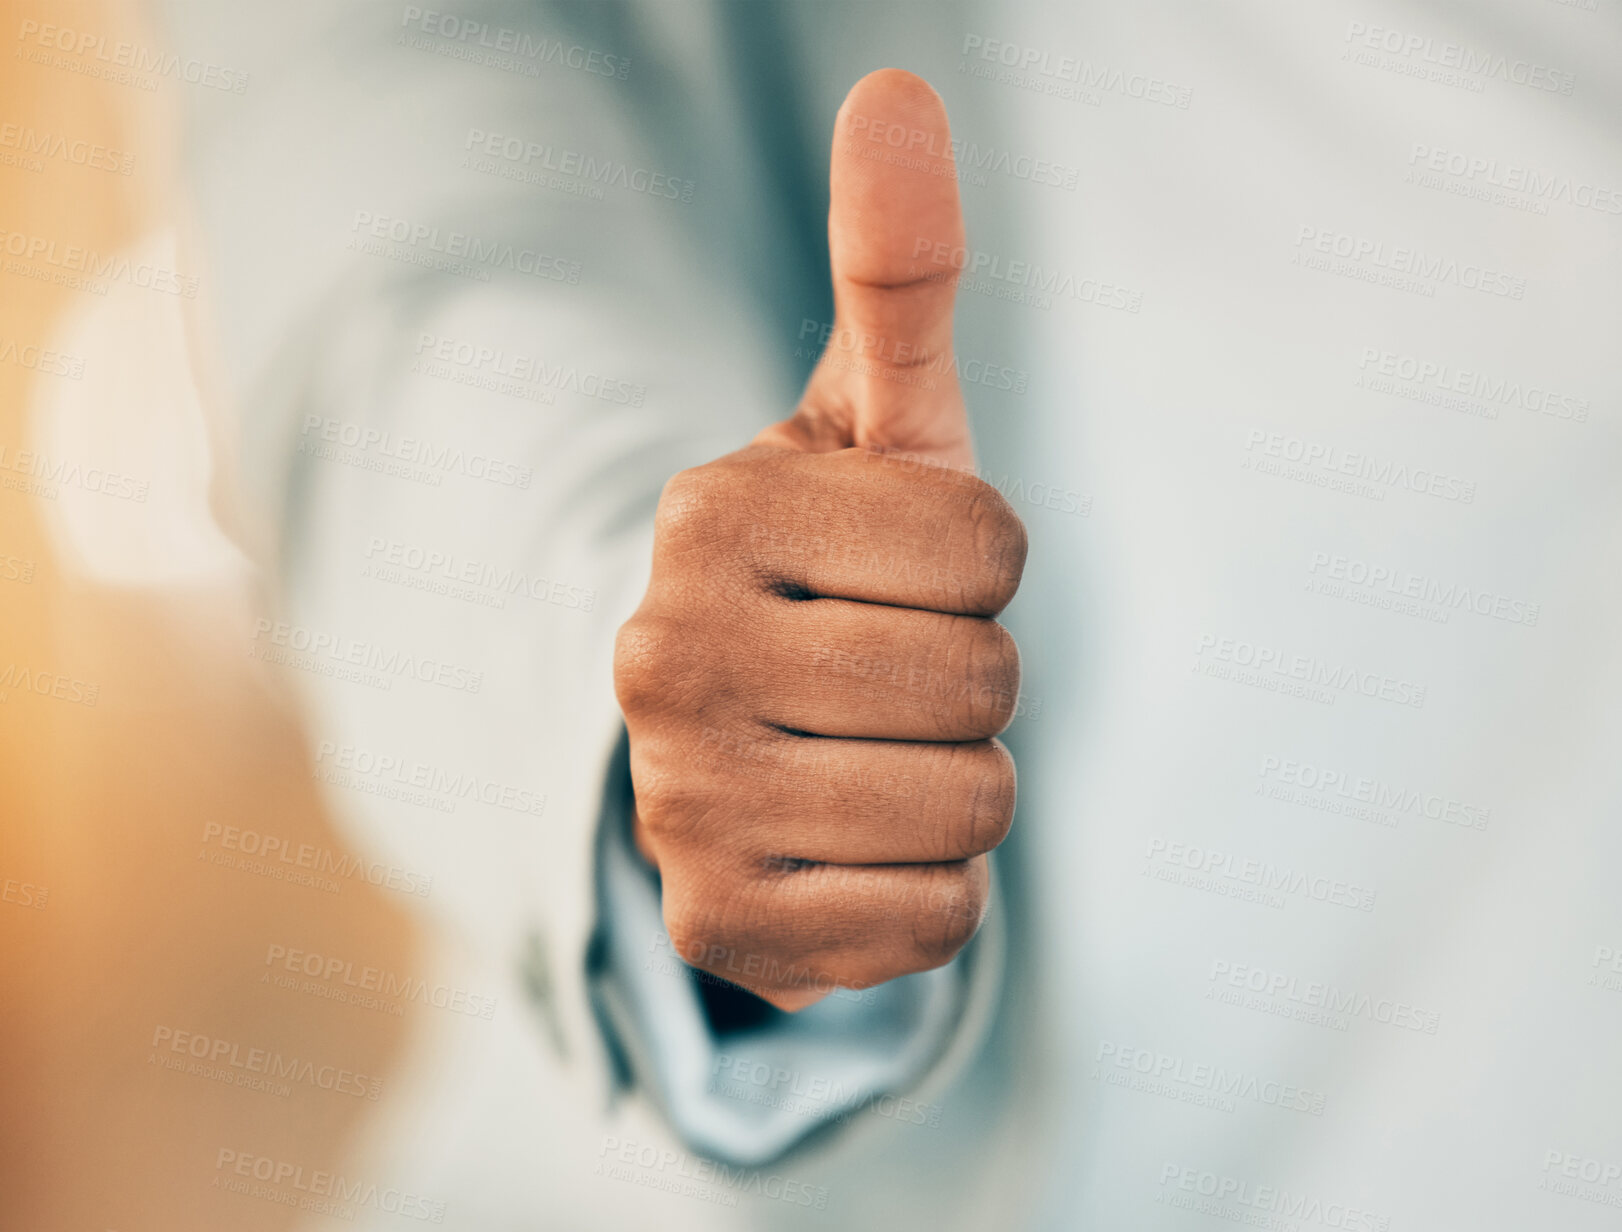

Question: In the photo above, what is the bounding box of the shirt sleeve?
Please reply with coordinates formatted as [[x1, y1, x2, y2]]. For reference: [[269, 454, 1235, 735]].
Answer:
[[157, 0, 1010, 1160]]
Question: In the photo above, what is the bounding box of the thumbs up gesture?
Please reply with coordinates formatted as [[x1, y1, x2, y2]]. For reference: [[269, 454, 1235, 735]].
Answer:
[[614, 70, 1026, 1011]]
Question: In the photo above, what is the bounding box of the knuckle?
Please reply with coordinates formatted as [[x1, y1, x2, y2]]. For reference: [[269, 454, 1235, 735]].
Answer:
[[909, 864, 987, 969], [664, 876, 794, 1000], [960, 618, 1022, 735], [959, 481, 1027, 614], [628, 760, 689, 847], [612, 614, 685, 716], [661, 890, 718, 970], [654, 464, 729, 547], [961, 741, 1017, 857], [630, 745, 730, 853]]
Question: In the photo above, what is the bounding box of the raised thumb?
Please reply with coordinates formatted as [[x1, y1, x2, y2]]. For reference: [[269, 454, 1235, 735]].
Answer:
[[760, 69, 973, 469]]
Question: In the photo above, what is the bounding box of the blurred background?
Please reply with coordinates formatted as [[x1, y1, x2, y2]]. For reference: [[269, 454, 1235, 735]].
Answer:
[[3, 1, 1621, 1229]]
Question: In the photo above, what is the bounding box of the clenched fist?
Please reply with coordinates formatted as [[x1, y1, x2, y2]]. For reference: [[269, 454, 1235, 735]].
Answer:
[[614, 69, 1026, 1011]]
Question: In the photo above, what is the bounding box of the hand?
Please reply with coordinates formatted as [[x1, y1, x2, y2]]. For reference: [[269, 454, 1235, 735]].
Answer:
[[613, 69, 1026, 1011]]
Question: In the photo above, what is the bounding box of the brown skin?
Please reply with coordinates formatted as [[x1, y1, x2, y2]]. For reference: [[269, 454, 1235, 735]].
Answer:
[[614, 70, 1027, 1011]]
